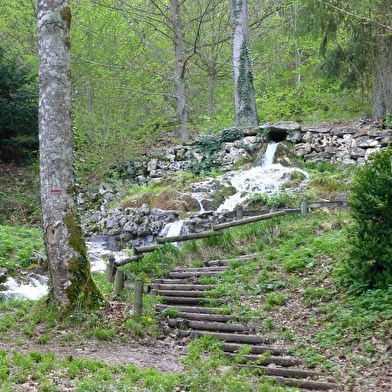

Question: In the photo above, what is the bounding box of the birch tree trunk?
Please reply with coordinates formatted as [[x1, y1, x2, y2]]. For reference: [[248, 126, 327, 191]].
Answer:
[[231, 0, 258, 128], [37, 0, 104, 311]]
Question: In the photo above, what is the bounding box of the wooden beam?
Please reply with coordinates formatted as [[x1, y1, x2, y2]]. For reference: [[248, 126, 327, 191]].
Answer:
[[157, 230, 223, 244], [212, 210, 286, 231]]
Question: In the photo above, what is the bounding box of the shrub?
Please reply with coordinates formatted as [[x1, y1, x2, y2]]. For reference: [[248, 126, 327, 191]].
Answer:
[[347, 148, 392, 289]]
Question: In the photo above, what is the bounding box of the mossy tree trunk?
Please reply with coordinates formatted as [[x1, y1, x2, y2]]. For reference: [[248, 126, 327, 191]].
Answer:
[[37, 0, 105, 311], [231, 0, 258, 128]]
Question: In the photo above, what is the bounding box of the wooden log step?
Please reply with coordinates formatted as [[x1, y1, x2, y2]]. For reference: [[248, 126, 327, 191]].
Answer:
[[173, 266, 228, 272], [180, 330, 273, 344], [238, 364, 319, 379], [161, 296, 226, 305], [156, 304, 225, 314], [225, 353, 302, 367], [169, 271, 225, 278], [172, 312, 236, 323], [152, 290, 208, 297], [152, 278, 201, 285], [266, 376, 340, 390], [152, 284, 216, 291], [204, 253, 259, 266], [220, 342, 286, 356], [168, 319, 253, 333]]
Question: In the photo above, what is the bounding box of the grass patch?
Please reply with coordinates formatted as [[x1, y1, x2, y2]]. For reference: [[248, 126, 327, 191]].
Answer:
[[0, 225, 44, 272]]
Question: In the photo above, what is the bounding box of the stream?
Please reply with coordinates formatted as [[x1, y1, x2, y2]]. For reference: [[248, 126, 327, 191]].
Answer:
[[1, 141, 307, 301]]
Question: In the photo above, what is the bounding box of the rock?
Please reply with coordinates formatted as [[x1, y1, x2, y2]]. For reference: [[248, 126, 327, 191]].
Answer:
[[331, 127, 356, 136], [260, 121, 301, 132], [0, 268, 7, 284], [286, 130, 302, 143], [355, 136, 379, 148], [305, 126, 331, 133]]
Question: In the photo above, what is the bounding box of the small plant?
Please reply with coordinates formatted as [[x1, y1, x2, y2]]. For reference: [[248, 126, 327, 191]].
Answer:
[[219, 127, 243, 142], [190, 134, 223, 175], [264, 293, 288, 310], [92, 327, 116, 340], [384, 113, 392, 128], [161, 308, 180, 318]]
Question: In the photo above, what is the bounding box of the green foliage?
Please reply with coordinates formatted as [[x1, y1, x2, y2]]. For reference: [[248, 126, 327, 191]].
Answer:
[[123, 244, 180, 281], [182, 336, 287, 391], [346, 148, 392, 289], [0, 163, 41, 225], [0, 46, 38, 163], [0, 225, 44, 272], [384, 113, 392, 129], [247, 189, 316, 210], [219, 127, 243, 142], [190, 134, 223, 175]]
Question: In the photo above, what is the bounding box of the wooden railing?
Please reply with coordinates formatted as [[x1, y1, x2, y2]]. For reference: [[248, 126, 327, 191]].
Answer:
[[106, 199, 348, 313]]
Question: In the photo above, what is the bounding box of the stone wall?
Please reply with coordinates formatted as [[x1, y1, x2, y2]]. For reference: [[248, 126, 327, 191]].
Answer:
[[124, 119, 391, 186], [83, 119, 391, 248]]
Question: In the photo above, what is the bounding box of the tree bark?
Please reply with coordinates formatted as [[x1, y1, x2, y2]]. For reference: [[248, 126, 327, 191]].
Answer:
[[231, 0, 258, 128], [372, 28, 392, 120], [37, 0, 104, 311], [170, 0, 190, 141]]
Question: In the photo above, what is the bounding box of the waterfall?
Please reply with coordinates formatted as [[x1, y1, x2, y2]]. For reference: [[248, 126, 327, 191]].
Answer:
[[260, 141, 278, 167], [217, 141, 308, 212]]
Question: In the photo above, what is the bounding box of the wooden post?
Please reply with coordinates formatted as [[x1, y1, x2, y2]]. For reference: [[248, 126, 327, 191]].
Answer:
[[134, 278, 143, 316], [114, 269, 124, 295], [106, 255, 116, 283], [301, 199, 308, 216], [236, 205, 243, 219]]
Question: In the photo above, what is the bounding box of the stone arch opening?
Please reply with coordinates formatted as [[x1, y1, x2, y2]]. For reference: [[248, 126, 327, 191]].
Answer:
[[267, 129, 287, 142]]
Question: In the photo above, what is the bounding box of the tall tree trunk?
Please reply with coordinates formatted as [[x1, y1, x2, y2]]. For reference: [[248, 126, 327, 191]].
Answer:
[[170, 0, 190, 141], [231, 0, 258, 128], [37, 0, 104, 311], [372, 30, 392, 120]]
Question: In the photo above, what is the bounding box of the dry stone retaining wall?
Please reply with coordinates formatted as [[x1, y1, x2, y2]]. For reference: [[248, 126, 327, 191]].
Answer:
[[126, 120, 392, 186]]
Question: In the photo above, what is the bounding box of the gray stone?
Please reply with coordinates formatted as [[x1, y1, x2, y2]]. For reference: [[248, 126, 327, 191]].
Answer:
[[260, 121, 301, 132], [105, 218, 119, 229], [147, 159, 158, 172], [330, 127, 356, 136], [0, 268, 7, 284], [286, 130, 302, 143], [350, 147, 366, 158], [356, 136, 379, 148], [123, 221, 138, 234], [305, 126, 331, 133], [295, 143, 312, 156]]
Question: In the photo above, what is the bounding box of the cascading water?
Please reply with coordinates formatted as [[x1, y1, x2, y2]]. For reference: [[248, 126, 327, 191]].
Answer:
[[0, 240, 122, 301], [2, 141, 308, 300], [217, 141, 308, 212], [260, 140, 278, 167]]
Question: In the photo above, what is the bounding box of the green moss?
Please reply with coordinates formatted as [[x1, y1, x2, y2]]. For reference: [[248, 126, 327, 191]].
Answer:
[[64, 210, 105, 310], [60, 6, 72, 29]]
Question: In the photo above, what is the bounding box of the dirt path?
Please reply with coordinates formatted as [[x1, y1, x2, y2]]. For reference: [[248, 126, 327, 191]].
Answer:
[[0, 335, 185, 373]]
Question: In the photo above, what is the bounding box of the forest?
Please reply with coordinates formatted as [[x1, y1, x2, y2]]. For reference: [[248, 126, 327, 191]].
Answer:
[[2, 0, 391, 180], [1, 1, 392, 391]]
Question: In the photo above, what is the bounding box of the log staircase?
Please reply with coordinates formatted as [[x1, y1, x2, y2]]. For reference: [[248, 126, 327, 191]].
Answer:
[[152, 254, 340, 391]]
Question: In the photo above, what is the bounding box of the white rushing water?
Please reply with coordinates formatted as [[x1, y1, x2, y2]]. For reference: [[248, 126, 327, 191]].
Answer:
[[217, 141, 308, 212], [1, 275, 49, 301], [0, 241, 119, 301]]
